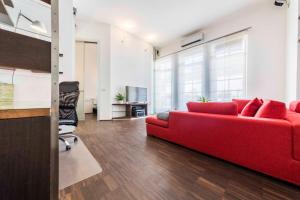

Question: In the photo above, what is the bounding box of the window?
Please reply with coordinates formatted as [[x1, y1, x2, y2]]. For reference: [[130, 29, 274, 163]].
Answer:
[[154, 57, 173, 113], [177, 47, 205, 110], [154, 32, 248, 113], [209, 34, 247, 101]]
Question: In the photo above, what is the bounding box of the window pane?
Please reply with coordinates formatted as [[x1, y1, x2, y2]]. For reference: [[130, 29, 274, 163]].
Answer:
[[209, 34, 247, 101], [177, 47, 205, 110], [154, 57, 172, 113], [153, 33, 248, 112]]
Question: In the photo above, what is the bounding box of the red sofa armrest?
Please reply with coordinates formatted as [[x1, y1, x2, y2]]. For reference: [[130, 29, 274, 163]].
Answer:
[[286, 111, 300, 161], [146, 116, 169, 128], [293, 124, 300, 160]]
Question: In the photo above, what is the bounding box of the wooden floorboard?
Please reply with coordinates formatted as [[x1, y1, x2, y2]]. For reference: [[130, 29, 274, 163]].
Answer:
[[59, 115, 300, 200]]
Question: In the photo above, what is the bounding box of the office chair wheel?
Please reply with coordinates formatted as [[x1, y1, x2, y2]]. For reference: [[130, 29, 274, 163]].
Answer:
[[74, 137, 78, 143], [66, 145, 71, 151]]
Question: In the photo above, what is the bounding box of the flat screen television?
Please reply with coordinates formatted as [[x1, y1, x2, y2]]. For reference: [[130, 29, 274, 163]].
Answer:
[[126, 86, 147, 103]]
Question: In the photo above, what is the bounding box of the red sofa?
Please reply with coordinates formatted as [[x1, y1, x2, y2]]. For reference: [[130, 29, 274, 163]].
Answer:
[[146, 107, 300, 186]]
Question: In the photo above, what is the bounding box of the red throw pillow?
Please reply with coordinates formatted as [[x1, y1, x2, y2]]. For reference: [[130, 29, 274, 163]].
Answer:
[[241, 98, 263, 117], [232, 99, 251, 113], [290, 101, 300, 113], [255, 100, 287, 119], [186, 102, 238, 116]]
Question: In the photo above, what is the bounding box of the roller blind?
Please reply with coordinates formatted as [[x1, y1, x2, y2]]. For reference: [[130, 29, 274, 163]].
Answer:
[[154, 57, 173, 113], [154, 32, 247, 113], [209, 34, 247, 101], [177, 47, 205, 110]]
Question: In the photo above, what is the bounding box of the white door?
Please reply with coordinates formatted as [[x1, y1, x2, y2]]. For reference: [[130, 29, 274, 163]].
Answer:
[[84, 43, 98, 114], [75, 41, 98, 120], [75, 42, 85, 120]]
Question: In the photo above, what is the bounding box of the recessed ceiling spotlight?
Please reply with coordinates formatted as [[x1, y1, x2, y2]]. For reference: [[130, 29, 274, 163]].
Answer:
[[122, 21, 136, 31]]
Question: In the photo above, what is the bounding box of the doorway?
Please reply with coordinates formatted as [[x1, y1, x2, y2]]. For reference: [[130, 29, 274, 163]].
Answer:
[[75, 41, 98, 120]]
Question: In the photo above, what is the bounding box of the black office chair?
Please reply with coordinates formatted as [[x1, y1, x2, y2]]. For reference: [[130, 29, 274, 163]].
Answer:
[[59, 81, 80, 151]]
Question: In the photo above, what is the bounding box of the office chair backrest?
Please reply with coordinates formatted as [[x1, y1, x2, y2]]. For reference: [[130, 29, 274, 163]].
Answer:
[[59, 81, 80, 108], [60, 81, 79, 94], [59, 81, 80, 126]]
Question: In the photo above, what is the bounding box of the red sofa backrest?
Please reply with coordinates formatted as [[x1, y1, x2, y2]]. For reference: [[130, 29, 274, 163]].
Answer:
[[187, 102, 238, 116], [232, 99, 251, 113]]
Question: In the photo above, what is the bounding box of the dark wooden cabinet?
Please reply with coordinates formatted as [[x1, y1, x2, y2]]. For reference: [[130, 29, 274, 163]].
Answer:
[[0, 29, 51, 72], [0, 116, 51, 200]]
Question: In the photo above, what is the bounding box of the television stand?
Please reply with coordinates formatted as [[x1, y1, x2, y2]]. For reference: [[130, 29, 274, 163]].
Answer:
[[112, 103, 148, 119]]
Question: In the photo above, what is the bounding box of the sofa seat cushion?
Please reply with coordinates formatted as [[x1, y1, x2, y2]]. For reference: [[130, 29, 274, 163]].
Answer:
[[146, 116, 169, 128], [186, 102, 238, 116], [233, 99, 251, 113], [290, 101, 300, 113], [241, 98, 263, 117], [255, 100, 287, 120]]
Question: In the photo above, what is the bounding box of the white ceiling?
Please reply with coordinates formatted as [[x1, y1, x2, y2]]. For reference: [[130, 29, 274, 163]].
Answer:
[[74, 0, 267, 47]]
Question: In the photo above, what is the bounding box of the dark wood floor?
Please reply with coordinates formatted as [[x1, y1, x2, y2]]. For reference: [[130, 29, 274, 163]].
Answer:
[[60, 115, 300, 200]]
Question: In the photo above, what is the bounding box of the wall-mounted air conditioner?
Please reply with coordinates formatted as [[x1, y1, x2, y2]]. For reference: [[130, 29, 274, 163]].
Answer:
[[181, 31, 204, 48]]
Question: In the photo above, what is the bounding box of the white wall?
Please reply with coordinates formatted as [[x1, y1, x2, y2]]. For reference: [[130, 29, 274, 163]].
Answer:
[[298, 0, 300, 99], [76, 19, 154, 120], [159, 2, 287, 101], [59, 0, 75, 82], [0, 69, 51, 104], [76, 19, 111, 120], [110, 26, 154, 111], [286, 0, 299, 102]]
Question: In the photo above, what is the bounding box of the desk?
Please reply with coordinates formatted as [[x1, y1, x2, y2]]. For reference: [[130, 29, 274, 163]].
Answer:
[[0, 101, 51, 199], [0, 101, 50, 119], [112, 103, 148, 119]]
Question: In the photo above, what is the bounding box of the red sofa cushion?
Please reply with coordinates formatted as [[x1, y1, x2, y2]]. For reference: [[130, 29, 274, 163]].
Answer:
[[186, 102, 238, 116], [241, 98, 263, 117], [146, 116, 169, 128], [233, 99, 251, 113], [290, 101, 300, 113], [255, 100, 287, 120]]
